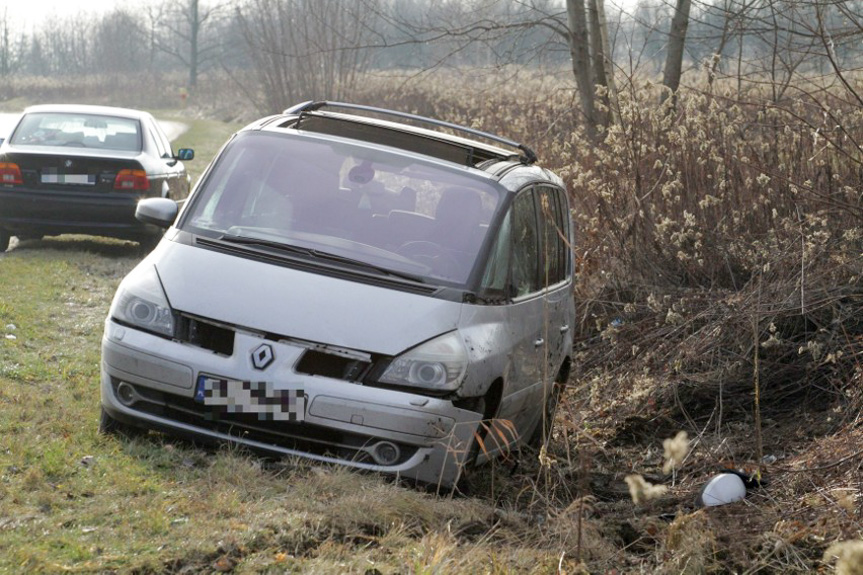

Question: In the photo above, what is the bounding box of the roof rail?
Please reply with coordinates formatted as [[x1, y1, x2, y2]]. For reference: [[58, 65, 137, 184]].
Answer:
[[284, 100, 537, 165]]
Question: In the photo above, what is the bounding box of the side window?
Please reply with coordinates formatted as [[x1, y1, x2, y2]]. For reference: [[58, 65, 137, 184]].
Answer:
[[480, 210, 511, 295], [511, 191, 541, 296], [148, 120, 172, 159], [481, 190, 540, 299], [158, 126, 174, 158], [557, 188, 572, 277], [538, 186, 568, 286], [148, 125, 166, 158]]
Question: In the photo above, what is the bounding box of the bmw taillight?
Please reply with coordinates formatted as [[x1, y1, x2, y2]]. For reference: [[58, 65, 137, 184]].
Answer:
[[114, 169, 149, 191], [0, 162, 22, 185]]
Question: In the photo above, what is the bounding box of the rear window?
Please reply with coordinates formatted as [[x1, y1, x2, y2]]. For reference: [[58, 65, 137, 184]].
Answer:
[[10, 112, 141, 152]]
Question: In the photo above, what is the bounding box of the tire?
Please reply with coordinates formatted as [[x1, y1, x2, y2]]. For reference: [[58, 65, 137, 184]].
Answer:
[[463, 384, 505, 466], [136, 234, 162, 253], [99, 407, 142, 438], [0, 229, 9, 252], [527, 380, 563, 448]]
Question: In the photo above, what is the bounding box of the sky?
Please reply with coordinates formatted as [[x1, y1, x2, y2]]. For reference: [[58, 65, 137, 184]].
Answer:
[[4, 0, 125, 27]]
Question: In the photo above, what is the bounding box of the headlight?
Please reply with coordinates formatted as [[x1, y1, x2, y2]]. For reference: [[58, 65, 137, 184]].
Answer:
[[378, 332, 468, 391], [109, 264, 175, 337]]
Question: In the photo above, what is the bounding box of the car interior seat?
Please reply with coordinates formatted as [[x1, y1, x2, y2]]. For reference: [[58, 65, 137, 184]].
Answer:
[[432, 187, 483, 252]]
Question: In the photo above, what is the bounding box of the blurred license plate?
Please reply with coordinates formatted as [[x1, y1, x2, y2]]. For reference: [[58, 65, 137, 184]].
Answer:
[[41, 173, 95, 185], [194, 375, 305, 421]]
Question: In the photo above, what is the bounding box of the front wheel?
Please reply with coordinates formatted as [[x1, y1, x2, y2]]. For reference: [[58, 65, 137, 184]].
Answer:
[[460, 383, 509, 467], [136, 234, 162, 253], [98, 407, 143, 438], [527, 381, 563, 448]]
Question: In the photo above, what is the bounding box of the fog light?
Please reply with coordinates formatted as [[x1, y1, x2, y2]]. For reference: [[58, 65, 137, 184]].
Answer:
[[116, 382, 138, 406], [371, 441, 400, 465]]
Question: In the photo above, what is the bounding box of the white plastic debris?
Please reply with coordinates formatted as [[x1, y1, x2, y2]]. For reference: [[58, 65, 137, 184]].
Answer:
[[698, 473, 747, 506]]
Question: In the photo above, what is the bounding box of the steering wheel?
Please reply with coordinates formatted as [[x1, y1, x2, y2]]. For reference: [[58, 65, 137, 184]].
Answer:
[[396, 241, 461, 277]]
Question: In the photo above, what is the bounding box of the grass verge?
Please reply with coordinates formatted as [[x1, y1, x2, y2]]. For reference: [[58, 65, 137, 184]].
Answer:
[[0, 239, 596, 573], [0, 115, 595, 574]]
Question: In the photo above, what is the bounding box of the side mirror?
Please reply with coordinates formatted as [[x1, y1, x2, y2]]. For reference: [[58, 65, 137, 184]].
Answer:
[[136, 197, 179, 228], [176, 148, 194, 161]]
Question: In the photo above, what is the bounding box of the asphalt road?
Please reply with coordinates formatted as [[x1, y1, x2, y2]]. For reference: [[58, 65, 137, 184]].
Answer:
[[0, 113, 188, 142]]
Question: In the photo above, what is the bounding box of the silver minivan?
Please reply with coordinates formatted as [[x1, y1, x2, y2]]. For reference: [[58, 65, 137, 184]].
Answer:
[[100, 102, 575, 487]]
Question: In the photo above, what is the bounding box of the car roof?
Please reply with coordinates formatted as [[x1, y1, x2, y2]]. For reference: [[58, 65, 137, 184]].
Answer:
[[21, 104, 153, 121], [248, 101, 538, 174]]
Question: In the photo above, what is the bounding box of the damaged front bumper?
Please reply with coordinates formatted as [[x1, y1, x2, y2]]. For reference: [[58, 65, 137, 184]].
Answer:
[[100, 320, 480, 487]]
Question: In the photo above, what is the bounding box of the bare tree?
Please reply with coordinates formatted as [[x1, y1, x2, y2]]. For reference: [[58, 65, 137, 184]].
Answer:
[[593, 0, 619, 123], [23, 14, 93, 76], [568, 0, 599, 139], [0, 5, 14, 77], [93, 8, 147, 74], [237, 0, 381, 113], [661, 0, 692, 105], [365, 0, 618, 140], [143, 3, 168, 71], [156, 0, 227, 87]]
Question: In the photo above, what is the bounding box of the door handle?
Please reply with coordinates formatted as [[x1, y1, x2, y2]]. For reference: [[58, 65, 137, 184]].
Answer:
[[559, 325, 570, 333], [534, 338, 545, 347]]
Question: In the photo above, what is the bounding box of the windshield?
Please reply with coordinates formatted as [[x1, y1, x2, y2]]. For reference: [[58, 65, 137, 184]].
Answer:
[[182, 131, 503, 286], [10, 112, 141, 151]]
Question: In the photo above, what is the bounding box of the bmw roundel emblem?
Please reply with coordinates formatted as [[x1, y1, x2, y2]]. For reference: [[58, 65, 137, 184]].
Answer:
[[251, 343, 274, 370]]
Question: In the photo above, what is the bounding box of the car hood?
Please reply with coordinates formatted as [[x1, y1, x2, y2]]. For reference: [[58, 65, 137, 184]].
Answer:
[[153, 241, 462, 356]]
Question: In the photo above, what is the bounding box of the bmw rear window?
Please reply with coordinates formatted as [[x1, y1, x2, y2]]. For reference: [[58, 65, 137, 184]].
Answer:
[[10, 112, 141, 151]]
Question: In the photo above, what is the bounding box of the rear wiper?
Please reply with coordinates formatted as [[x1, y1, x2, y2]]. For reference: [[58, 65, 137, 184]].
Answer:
[[217, 234, 425, 284]]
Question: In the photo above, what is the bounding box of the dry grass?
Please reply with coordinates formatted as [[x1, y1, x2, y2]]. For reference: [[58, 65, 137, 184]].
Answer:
[[349, 67, 863, 571], [1, 67, 861, 571]]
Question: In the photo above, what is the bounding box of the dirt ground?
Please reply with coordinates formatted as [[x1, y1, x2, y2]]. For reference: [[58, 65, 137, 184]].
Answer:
[[500, 364, 863, 572]]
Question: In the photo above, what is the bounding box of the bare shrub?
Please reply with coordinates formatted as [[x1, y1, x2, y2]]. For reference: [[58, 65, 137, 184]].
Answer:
[[340, 69, 861, 434], [662, 511, 718, 574]]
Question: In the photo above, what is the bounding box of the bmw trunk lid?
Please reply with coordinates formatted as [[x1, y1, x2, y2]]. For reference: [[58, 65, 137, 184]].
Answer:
[[1, 149, 147, 194]]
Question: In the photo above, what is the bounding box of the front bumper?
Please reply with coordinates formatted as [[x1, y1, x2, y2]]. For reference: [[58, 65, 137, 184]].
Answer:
[[100, 320, 480, 487]]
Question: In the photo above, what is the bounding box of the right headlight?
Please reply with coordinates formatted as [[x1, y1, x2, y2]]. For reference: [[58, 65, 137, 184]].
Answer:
[[109, 263, 175, 337], [377, 332, 468, 391]]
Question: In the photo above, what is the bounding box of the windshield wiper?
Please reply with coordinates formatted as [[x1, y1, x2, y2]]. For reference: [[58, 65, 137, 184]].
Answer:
[[217, 234, 425, 284], [305, 249, 426, 283], [218, 234, 313, 256]]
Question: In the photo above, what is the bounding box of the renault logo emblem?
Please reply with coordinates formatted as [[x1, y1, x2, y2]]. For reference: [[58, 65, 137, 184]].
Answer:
[[251, 343, 274, 370], [64, 160, 73, 168]]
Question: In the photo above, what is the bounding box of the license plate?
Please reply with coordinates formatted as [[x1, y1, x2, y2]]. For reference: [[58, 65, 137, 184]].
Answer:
[[194, 375, 305, 421], [41, 172, 96, 185]]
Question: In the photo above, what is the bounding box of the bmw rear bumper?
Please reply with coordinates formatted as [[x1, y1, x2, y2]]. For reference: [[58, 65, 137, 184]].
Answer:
[[0, 188, 156, 239]]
